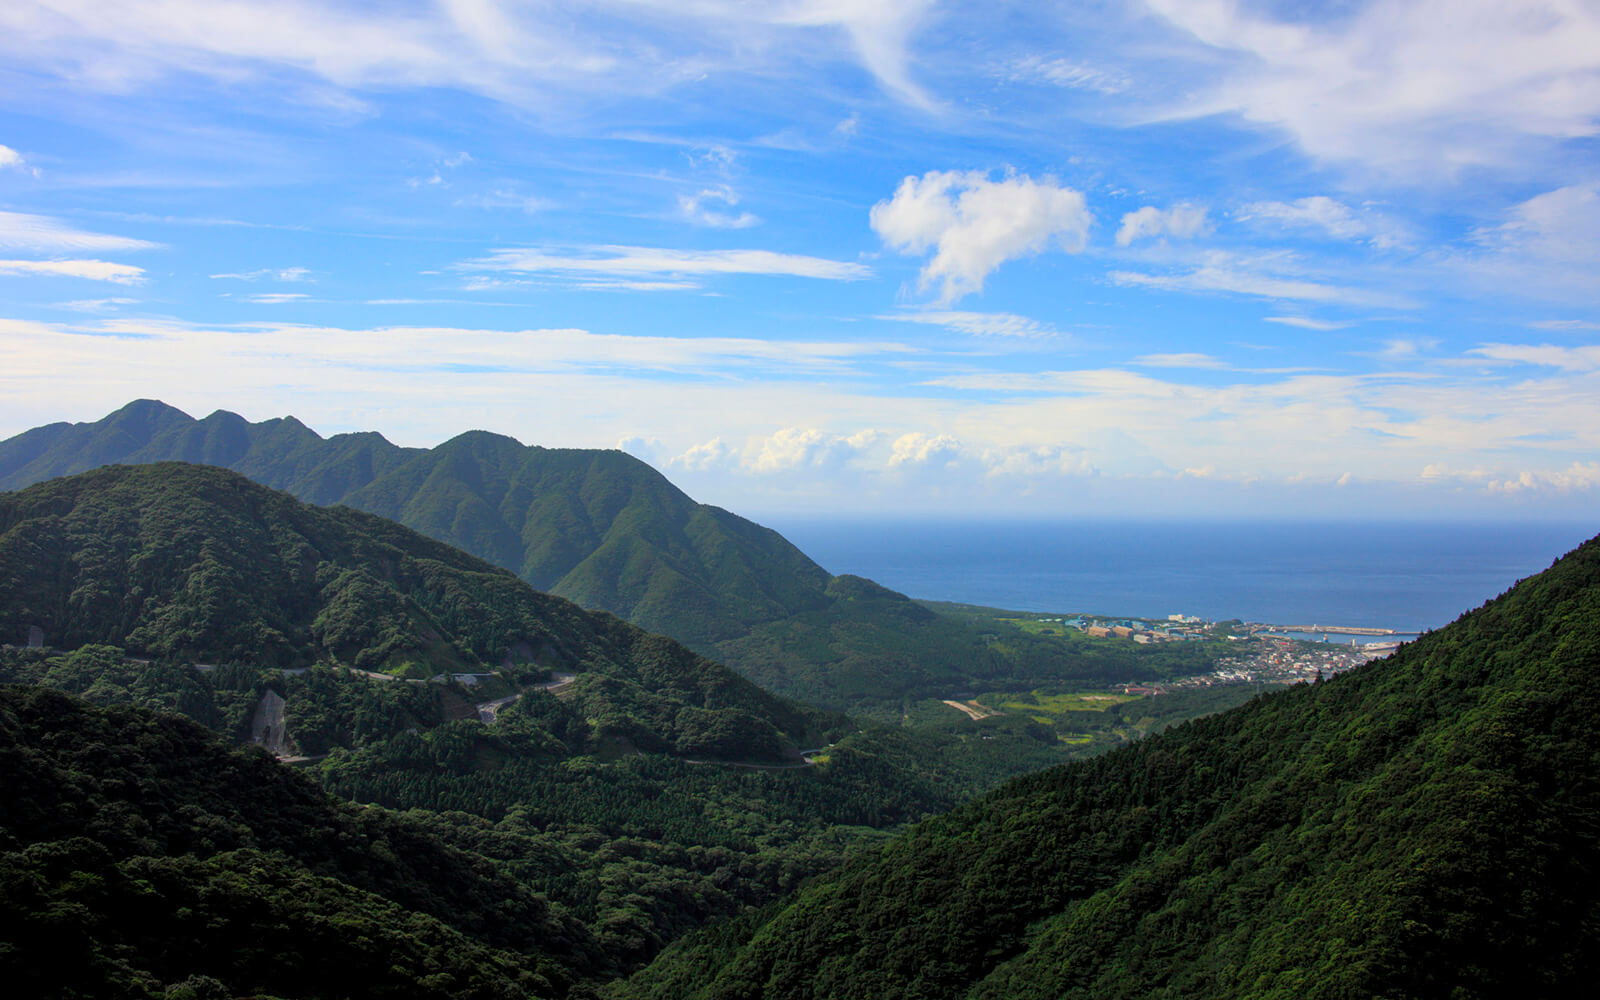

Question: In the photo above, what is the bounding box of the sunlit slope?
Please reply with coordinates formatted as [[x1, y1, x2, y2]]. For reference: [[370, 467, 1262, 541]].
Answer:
[[616, 534, 1600, 1000]]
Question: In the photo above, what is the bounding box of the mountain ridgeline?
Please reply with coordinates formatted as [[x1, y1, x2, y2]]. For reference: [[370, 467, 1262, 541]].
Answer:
[[0, 401, 1207, 713], [0, 399, 828, 649], [615, 534, 1600, 999]]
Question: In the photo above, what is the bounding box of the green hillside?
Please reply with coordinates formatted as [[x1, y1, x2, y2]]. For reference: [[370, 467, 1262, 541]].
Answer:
[[614, 533, 1600, 999], [0, 462, 1072, 986], [0, 402, 1229, 713]]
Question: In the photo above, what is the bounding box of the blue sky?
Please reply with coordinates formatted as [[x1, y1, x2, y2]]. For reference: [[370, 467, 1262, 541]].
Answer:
[[1, 0, 1597, 519]]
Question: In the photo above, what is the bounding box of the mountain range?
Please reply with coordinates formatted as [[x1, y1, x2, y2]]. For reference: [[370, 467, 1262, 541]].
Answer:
[[0, 400, 1212, 712]]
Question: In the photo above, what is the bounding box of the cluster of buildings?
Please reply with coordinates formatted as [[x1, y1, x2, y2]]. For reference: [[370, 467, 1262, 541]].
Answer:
[[1153, 636, 1378, 692], [1041, 615, 1218, 645]]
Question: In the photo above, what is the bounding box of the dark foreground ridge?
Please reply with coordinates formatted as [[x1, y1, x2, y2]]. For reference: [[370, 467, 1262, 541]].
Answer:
[[614, 535, 1600, 999]]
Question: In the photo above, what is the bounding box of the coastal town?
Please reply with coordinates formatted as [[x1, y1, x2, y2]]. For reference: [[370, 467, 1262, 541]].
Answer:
[[1022, 611, 1400, 693]]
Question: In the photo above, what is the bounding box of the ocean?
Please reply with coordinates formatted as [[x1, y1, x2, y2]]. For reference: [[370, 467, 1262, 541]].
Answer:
[[763, 519, 1597, 634]]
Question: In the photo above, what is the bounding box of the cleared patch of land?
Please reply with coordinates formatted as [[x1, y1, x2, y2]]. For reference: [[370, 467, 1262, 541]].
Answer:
[[941, 699, 1002, 721]]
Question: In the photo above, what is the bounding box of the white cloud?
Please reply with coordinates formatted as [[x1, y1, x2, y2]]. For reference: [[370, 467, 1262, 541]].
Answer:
[[1238, 196, 1403, 247], [1146, 0, 1600, 179], [1486, 462, 1600, 495], [1007, 56, 1129, 94], [1473, 184, 1600, 265], [0, 0, 939, 109], [1264, 316, 1350, 331], [0, 145, 34, 175], [457, 189, 550, 214], [244, 292, 309, 304], [748, 427, 878, 473], [671, 437, 736, 471], [1110, 250, 1416, 308], [459, 245, 871, 286], [58, 297, 138, 312], [878, 310, 1058, 338], [888, 431, 960, 466], [1469, 343, 1600, 372], [1529, 319, 1600, 332], [1115, 203, 1209, 246], [1443, 183, 1600, 303], [870, 169, 1092, 304], [0, 211, 160, 253], [1377, 338, 1441, 359], [678, 187, 760, 229], [1133, 353, 1226, 369], [211, 266, 312, 282], [0, 259, 146, 284], [5, 315, 1599, 516]]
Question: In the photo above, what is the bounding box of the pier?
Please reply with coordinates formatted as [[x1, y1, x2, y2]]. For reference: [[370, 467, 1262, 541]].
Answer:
[[1262, 624, 1397, 636]]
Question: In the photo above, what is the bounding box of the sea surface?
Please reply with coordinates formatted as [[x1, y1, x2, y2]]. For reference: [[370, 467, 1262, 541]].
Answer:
[[765, 519, 1597, 634]]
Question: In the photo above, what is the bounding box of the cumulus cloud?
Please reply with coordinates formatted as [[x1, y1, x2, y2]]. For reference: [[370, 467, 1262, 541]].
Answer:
[[1115, 203, 1209, 246], [678, 187, 760, 229], [0, 259, 146, 284], [878, 310, 1059, 338], [670, 437, 736, 471], [459, 244, 871, 287], [1486, 462, 1600, 494], [0, 145, 34, 174], [888, 432, 961, 467], [0, 211, 160, 253], [748, 427, 879, 473], [870, 169, 1092, 304]]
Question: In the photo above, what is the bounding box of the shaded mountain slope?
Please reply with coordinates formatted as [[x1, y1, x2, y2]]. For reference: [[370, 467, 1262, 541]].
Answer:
[[0, 684, 582, 999], [615, 534, 1600, 1000], [0, 462, 826, 756]]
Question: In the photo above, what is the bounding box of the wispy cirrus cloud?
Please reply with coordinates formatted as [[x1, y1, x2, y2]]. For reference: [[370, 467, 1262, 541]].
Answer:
[[1145, 0, 1600, 179], [877, 310, 1059, 338], [1237, 196, 1406, 248], [457, 245, 871, 288], [0, 259, 146, 283], [211, 266, 311, 282], [0, 211, 160, 253], [1264, 316, 1351, 331], [1110, 250, 1417, 309]]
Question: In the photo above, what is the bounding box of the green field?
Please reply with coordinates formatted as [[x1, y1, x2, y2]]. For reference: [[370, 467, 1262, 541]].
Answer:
[[987, 689, 1143, 721]]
